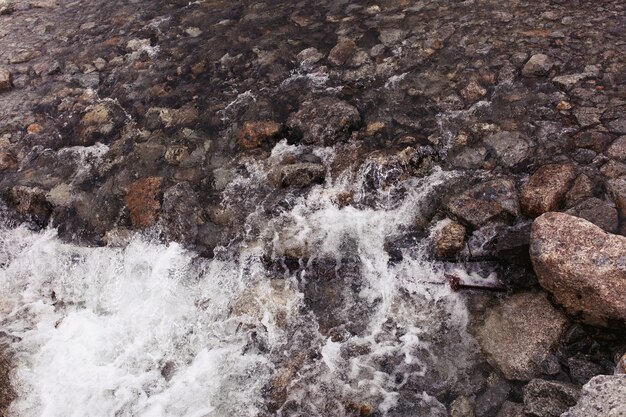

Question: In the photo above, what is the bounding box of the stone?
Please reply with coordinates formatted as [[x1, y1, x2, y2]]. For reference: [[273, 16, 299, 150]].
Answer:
[[520, 163, 577, 217], [606, 118, 626, 135], [567, 354, 606, 385], [460, 80, 486, 103], [482, 131, 531, 168], [606, 177, 626, 218], [477, 292, 568, 380], [496, 402, 524, 417], [8, 186, 52, 225], [297, 47, 324, 66], [565, 197, 618, 234], [530, 212, 626, 325], [164, 145, 189, 165], [0, 0, 13, 15], [573, 107, 602, 128], [522, 54, 553, 77], [565, 174, 594, 206], [238, 121, 281, 149], [495, 222, 532, 267], [328, 39, 358, 67], [523, 379, 579, 417], [286, 98, 360, 146], [562, 375, 626, 417], [145, 105, 198, 130], [280, 163, 326, 188], [601, 160, 626, 179], [0, 151, 17, 171], [160, 182, 198, 245], [77, 102, 125, 146], [552, 73, 587, 90], [0, 353, 15, 417], [124, 177, 162, 229], [433, 219, 466, 258], [0, 68, 11, 92], [447, 179, 520, 228], [606, 136, 626, 160], [449, 396, 474, 417], [475, 373, 511, 416]]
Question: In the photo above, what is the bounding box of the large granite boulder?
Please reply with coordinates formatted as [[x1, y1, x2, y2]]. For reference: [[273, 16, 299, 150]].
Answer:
[[530, 212, 626, 326]]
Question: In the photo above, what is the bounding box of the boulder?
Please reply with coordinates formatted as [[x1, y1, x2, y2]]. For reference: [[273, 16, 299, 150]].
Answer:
[[286, 97, 360, 146], [477, 292, 568, 380], [238, 121, 281, 149], [530, 212, 626, 325], [565, 197, 618, 234], [124, 177, 162, 229], [433, 219, 466, 258], [520, 163, 577, 217], [522, 54, 553, 77], [328, 38, 358, 67], [561, 375, 626, 417], [565, 174, 594, 207], [0, 68, 11, 92], [447, 179, 520, 228], [280, 163, 325, 188], [523, 379, 579, 417]]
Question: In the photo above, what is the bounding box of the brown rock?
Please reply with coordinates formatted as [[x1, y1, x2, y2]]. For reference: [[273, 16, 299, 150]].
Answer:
[[606, 136, 626, 161], [238, 121, 281, 149], [520, 163, 577, 217], [328, 39, 357, 66], [0, 68, 11, 92], [0, 353, 15, 416], [565, 174, 594, 207], [477, 292, 568, 380], [460, 80, 487, 102], [606, 177, 626, 218], [522, 54, 553, 77], [0, 151, 17, 171], [565, 197, 618, 234], [434, 219, 466, 258], [286, 98, 360, 146], [447, 179, 520, 228], [530, 212, 626, 325], [280, 163, 325, 188], [8, 186, 51, 222], [124, 177, 163, 228]]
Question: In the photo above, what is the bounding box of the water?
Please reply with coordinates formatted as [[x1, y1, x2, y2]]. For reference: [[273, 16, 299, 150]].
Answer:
[[0, 144, 478, 416]]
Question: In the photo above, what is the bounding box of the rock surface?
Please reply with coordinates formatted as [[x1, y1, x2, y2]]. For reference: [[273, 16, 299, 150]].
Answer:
[[448, 179, 520, 228], [477, 292, 568, 380], [0, 68, 10, 92], [561, 375, 626, 417], [124, 177, 163, 229], [520, 164, 577, 217], [523, 379, 579, 417], [433, 219, 466, 258], [286, 98, 360, 146], [530, 212, 626, 325]]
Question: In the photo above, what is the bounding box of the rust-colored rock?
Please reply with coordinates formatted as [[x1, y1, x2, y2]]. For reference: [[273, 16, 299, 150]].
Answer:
[[520, 163, 577, 217], [124, 177, 163, 229], [434, 219, 466, 258], [530, 212, 626, 325], [238, 121, 281, 149]]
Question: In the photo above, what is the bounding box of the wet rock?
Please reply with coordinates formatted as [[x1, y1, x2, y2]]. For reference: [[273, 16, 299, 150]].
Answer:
[[77, 102, 125, 146], [460, 80, 486, 103], [565, 197, 618, 234], [449, 396, 474, 417], [447, 179, 520, 228], [286, 98, 360, 146], [477, 292, 568, 380], [474, 373, 511, 416], [496, 402, 524, 417], [606, 136, 626, 160], [433, 219, 466, 258], [124, 177, 162, 229], [522, 54, 553, 77], [495, 222, 532, 267], [0, 353, 15, 416], [449, 145, 488, 170], [567, 354, 606, 385], [0, 68, 11, 92], [606, 177, 626, 218], [238, 121, 281, 149], [280, 163, 325, 188], [520, 163, 577, 217], [7, 186, 52, 225], [562, 375, 626, 417], [482, 131, 531, 168], [565, 174, 594, 207], [328, 38, 358, 67], [530, 212, 626, 325], [145, 105, 198, 130], [523, 379, 579, 417], [160, 182, 198, 245]]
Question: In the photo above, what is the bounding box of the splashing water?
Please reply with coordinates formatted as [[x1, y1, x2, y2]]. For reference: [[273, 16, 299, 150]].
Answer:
[[0, 145, 478, 417]]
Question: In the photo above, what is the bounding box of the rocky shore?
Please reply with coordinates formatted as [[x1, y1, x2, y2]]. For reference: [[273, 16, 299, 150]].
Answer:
[[0, 0, 626, 415]]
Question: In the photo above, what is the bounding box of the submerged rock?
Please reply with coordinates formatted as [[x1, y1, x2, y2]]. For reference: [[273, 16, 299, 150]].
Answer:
[[562, 375, 626, 417], [520, 163, 577, 217], [280, 163, 325, 188], [530, 212, 626, 325], [238, 121, 281, 149], [448, 179, 520, 228], [523, 379, 579, 417], [160, 182, 198, 245], [477, 292, 567, 380]]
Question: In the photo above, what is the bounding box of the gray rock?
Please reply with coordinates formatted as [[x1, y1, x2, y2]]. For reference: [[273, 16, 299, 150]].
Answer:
[[477, 292, 568, 381], [567, 354, 606, 385], [530, 212, 626, 325], [160, 182, 199, 245], [520, 163, 577, 218], [475, 373, 511, 416], [573, 107, 602, 128], [280, 163, 326, 188], [522, 54, 553, 77], [286, 98, 360, 146], [565, 197, 618, 234], [606, 136, 626, 160], [496, 401, 524, 417], [606, 118, 626, 135], [449, 145, 488, 170], [561, 375, 626, 417], [448, 179, 520, 228], [483, 131, 531, 168], [449, 396, 475, 417], [523, 379, 579, 417]]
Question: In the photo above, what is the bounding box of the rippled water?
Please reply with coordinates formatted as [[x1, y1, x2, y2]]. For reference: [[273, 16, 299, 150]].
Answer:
[[0, 146, 478, 416]]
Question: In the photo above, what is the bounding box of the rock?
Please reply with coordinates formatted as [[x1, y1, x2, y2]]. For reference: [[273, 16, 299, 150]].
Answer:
[[460, 80, 486, 103], [0, 151, 17, 171], [0, 0, 13, 15], [297, 47, 324, 66], [0, 68, 11, 92], [573, 107, 602, 128], [606, 118, 626, 135], [600, 160, 626, 179], [562, 375, 626, 417], [124, 177, 162, 229], [477, 292, 568, 380], [606, 177, 626, 218], [565, 197, 618, 233], [286, 98, 360, 146], [520, 163, 577, 217], [495, 222, 532, 267], [523, 379, 579, 417], [160, 182, 198, 245], [7, 186, 52, 225], [238, 121, 281, 149], [522, 54, 553, 77], [447, 179, 520, 228], [164, 145, 189, 165], [433, 219, 466, 258], [565, 174, 594, 207], [145, 105, 198, 130], [530, 212, 626, 325], [567, 354, 606, 385], [77, 102, 125, 146], [496, 402, 524, 417], [482, 131, 531, 168], [328, 38, 358, 67], [449, 396, 474, 417], [0, 353, 15, 416], [552, 73, 588, 90], [606, 136, 626, 160], [475, 373, 511, 416], [280, 163, 325, 188]]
